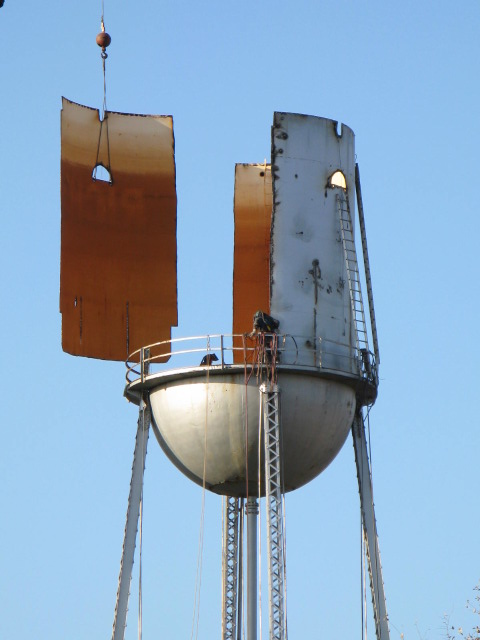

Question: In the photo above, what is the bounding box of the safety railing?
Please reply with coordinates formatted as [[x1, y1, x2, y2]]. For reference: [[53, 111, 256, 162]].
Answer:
[[126, 334, 378, 389]]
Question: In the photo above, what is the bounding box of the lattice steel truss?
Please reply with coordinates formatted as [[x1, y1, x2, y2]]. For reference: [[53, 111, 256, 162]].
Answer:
[[222, 496, 242, 640], [261, 383, 287, 640]]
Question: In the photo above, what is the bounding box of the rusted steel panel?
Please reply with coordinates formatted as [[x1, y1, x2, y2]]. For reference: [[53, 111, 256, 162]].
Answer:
[[60, 98, 177, 361], [232, 164, 272, 362]]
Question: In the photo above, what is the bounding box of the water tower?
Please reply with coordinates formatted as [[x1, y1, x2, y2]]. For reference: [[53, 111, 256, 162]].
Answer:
[[61, 101, 389, 639]]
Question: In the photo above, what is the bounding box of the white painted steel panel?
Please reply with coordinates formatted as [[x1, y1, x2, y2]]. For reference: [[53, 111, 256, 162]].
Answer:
[[270, 113, 356, 370]]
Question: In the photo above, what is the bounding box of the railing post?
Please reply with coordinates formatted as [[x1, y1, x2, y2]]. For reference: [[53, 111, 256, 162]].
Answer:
[[140, 347, 150, 384], [140, 347, 145, 384]]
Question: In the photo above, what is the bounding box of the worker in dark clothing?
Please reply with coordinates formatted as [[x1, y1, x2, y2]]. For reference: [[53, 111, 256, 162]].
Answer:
[[251, 310, 280, 364], [200, 353, 219, 366]]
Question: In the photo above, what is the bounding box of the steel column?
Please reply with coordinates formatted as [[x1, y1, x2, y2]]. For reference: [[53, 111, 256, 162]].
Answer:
[[246, 497, 258, 640], [111, 389, 150, 640], [355, 163, 380, 366], [237, 504, 244, 640], [352, 412, 390, 640]]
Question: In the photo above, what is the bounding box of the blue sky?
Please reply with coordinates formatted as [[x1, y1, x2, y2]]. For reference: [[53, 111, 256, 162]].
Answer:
[[1, 1, 479, 638]]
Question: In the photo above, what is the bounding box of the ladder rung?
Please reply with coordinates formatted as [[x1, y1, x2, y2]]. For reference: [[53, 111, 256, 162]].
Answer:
[[338, 193, 371, 355]]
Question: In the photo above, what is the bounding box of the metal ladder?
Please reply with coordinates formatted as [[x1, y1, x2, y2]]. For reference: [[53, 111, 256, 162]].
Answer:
[[336, 192, 369, 355], [261, 383, 287, 640]]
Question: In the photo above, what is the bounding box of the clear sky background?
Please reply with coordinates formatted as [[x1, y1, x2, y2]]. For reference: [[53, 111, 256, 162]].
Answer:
[[1, 1, 479, 639]]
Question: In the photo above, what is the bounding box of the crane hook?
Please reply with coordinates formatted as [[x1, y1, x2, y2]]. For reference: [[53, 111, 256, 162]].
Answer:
[[96, 19, 111, 59]]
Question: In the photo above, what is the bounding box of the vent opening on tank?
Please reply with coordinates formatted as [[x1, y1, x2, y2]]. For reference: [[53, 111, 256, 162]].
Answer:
[[327, 170, 347, 190]]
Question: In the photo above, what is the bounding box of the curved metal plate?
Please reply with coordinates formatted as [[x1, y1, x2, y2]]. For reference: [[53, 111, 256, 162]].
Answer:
[[60, 98, 177, 361], [232, 163, 272, 361]]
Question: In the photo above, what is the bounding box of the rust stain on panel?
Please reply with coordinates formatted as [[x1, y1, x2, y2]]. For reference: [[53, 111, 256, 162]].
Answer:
[[60, 98, 177, 361], [232, 164, 272, 362]]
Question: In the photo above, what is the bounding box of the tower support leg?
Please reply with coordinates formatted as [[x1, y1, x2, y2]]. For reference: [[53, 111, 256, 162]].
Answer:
[[222, 496, 242, 640], [111, 394, 150, 640], [261, 383, 287, 640], [352, 412, 390, 640], [246, 497, 258, 640]]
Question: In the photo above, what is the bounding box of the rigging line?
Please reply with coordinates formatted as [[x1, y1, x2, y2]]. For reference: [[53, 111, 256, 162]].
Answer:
[[282, 492, 288, 640], [221, 495, 228, 637], [363, 530, 368, 640], [242, 335, 250, 640], [257, 392, 263, 640], [190, 446, 206, 640], [102, 54, 107, 116], [138, 406, 145, 640], [236, 498, 245, 640], [138, 498, 143, 640], [279, 398, 289, 638], [366, 409, 373, 482], [93, 7, 112, 181], [190, 346, 210, 640], [101, 46, 112, 176], [362, 410, 383, 635], [366, 410, 383, 624], [271, 333, 278, 385], [243, 333, 250, 502], [360, 511, 364, 640], [243, 333, 256, 386]]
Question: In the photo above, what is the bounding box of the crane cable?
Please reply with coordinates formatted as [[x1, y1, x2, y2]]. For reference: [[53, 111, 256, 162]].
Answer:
[[93, 1, 112, 182], [99, 0, 109, 113]]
